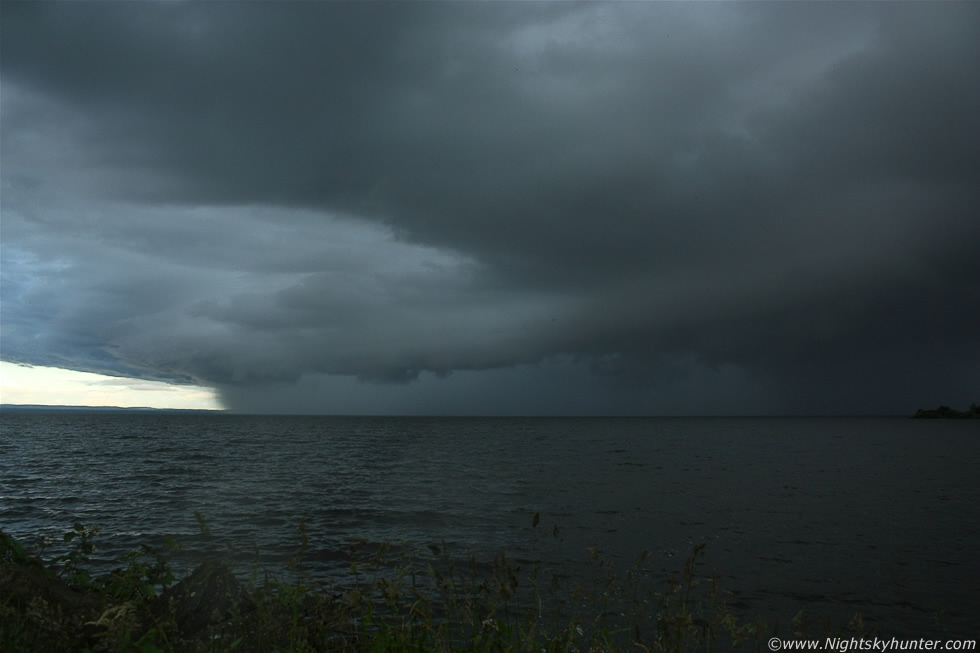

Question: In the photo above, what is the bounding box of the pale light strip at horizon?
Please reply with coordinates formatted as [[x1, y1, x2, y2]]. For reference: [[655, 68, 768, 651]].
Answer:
[[0, 361, 223, 410]]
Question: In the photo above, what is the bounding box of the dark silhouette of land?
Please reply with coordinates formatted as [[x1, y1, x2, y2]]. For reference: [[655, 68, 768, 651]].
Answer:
[[0, 404, 218, 414], [912, 403, 979, 418]]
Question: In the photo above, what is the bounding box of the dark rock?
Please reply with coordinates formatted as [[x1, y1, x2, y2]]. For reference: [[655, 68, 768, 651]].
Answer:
[[155, 559, 248, 639]]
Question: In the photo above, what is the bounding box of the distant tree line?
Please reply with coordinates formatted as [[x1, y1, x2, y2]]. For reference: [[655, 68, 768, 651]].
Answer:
[[912, 403, 980, 418]]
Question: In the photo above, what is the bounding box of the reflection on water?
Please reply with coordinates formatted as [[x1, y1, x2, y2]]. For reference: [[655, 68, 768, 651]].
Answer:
[[1, 414, 977, 636]]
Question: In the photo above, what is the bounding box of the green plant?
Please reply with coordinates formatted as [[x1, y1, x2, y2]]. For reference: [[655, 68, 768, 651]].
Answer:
[[1, 529, 49, 572], [100, 541, 177, 602], [53, 522, 100, 587]]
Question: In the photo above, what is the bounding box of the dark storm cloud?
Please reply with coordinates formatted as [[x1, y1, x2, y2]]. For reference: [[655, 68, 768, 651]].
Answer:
[[1, 1, 977, 413]]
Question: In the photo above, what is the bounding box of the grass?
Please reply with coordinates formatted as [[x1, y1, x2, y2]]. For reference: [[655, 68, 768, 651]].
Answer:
[[1, 517, 873, 652]]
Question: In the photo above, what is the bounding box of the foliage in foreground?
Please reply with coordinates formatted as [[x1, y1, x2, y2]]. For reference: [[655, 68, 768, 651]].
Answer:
[[1, 519, 872, 653]]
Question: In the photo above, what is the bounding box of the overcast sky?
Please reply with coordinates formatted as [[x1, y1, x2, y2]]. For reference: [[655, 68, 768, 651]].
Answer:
[[2, 1, 977, 415]]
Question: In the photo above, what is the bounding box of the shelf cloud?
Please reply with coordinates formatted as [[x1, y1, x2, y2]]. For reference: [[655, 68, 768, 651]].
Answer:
[[2, 2, 977, 414]]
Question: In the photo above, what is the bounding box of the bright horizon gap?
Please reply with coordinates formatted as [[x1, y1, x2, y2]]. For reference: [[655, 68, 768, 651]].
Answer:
[[0, 361, 224, 411]]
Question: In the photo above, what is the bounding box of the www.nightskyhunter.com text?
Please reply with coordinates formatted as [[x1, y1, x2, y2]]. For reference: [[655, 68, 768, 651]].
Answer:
[[768, 638, 976, 652]]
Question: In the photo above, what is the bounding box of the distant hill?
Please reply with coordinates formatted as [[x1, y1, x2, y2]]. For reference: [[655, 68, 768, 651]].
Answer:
[[0, 404, 221, 414], [912, 404, 979, 419]]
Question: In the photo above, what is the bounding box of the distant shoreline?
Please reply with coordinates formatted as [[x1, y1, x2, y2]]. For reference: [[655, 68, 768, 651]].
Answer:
[[0, 405, 909, 417], [2, 403, 976, 417], [912, 404, 979, 419], [0, 404, 220, 414]]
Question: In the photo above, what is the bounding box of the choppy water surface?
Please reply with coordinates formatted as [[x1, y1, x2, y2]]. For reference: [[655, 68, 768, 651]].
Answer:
[[1, 414, 977, 636]]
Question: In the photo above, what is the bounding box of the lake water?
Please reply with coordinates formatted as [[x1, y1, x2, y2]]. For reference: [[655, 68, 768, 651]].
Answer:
[[1, 413, 977, 638]]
